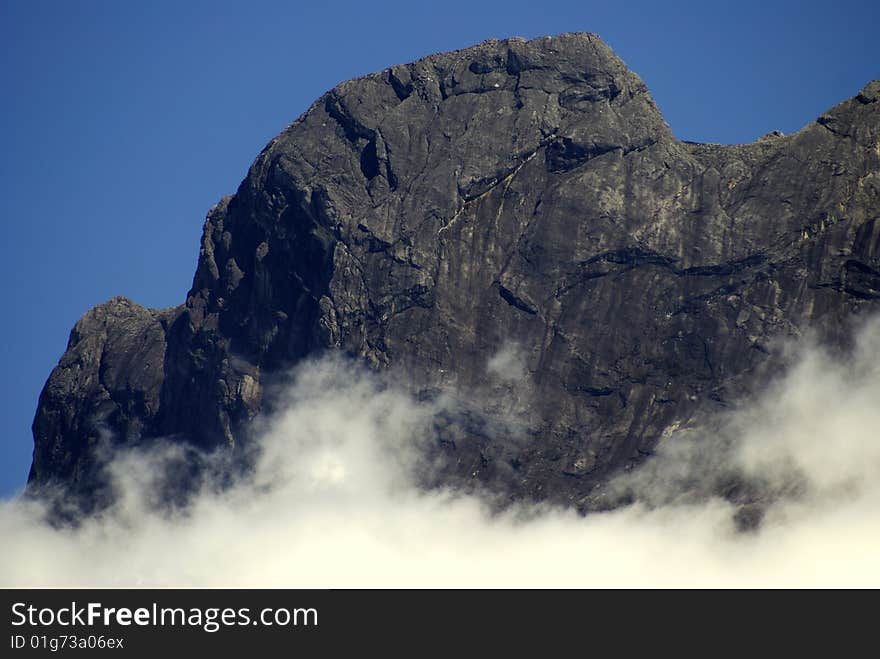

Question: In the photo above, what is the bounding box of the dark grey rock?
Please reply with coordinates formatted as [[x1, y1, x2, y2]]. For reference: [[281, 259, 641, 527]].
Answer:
[[28, 33, 880, 513]]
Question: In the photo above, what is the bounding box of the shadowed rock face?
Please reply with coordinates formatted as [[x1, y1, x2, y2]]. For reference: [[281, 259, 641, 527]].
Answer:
[[29, 33, 880, 512]]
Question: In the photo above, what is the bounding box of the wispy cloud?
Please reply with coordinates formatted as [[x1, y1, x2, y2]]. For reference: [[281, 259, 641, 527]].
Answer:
[[2, 319, 879, 587]]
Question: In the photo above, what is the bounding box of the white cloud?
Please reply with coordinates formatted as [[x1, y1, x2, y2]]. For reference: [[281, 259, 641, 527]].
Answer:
[[486, 341, 528, 383], [2, 320, 879, 588]]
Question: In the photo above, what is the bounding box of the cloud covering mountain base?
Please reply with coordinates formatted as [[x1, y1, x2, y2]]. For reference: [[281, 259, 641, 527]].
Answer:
[[2, 318, 880, 587]]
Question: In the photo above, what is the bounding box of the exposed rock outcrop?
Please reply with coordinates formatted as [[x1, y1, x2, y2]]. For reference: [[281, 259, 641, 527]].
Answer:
[[29, 33, 880, 513]]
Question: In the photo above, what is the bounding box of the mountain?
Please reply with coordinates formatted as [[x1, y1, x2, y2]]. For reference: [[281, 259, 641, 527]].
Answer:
[[28, 33, 880, 514]]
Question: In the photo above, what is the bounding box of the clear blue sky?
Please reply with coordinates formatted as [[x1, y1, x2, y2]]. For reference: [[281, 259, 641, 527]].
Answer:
[[1, 0, 878, 497]]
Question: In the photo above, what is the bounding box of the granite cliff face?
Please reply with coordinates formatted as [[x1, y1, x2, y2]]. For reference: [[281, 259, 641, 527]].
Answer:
[[29, 33, 880, 512]]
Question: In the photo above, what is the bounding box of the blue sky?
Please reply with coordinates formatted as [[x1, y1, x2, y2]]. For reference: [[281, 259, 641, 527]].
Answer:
[[1, 0, 878, 497]]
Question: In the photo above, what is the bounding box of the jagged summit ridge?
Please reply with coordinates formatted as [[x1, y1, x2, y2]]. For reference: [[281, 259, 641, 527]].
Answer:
[[29, 34, 880, 513]]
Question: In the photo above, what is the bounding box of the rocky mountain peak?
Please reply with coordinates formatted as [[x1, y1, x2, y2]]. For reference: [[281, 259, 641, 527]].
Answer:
[[29, 34, 880, 517]]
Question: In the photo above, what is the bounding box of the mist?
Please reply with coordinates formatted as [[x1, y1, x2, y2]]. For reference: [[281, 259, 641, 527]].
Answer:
[[2, 318, 879, 588]]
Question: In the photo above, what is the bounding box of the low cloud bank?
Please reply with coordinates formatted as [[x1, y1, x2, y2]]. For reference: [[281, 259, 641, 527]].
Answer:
[[2, 319, 879, 587]]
